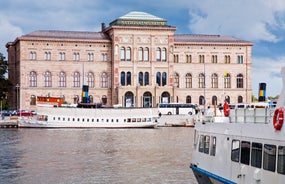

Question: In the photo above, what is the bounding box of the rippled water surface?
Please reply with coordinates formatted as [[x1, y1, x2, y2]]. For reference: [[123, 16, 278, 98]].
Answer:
[[0, 127, 197, 184]]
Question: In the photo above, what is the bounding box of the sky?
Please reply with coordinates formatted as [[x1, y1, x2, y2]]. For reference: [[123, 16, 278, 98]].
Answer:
[[0, 0, 285, 98]]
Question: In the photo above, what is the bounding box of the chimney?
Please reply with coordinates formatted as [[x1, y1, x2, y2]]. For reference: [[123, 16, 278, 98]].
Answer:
[[101, 23, 105, 31]]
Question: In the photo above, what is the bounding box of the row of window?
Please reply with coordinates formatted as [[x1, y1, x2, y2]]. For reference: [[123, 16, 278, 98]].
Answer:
[[119, 71, 244, 88], [198, 135, 285, 175], [29, 52, 108, 62], [231, 140, 285, 174], [182, 55, 244, 64], [30, 50, 244, 64], [29, 71, 108, 88], [51, 116, 152, 123]]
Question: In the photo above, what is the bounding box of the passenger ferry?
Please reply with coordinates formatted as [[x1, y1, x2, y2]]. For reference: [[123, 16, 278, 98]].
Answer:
[[18, 105, 158, 128], [190, 68, 285, 183], [18, 86, 158, 128]]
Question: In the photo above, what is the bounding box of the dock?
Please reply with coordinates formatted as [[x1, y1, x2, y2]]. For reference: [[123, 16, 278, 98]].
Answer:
[[0, 117, 18, 128]]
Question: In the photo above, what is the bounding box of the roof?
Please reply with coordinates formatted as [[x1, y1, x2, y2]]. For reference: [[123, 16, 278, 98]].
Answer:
[[174, 34, 252, 44], [118, 11, 165, 21], [20, 30, 110, 41], [109, 11, 170, 27]]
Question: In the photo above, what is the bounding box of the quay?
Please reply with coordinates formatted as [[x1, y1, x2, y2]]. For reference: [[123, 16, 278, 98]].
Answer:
[[0, 117, 18, 128]]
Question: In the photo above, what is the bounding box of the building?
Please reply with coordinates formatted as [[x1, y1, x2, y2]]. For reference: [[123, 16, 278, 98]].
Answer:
[[6, 11, 253, 110]]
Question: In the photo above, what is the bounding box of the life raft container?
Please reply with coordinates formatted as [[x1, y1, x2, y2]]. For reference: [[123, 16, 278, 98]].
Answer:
[[273, 107, 284, 130], [223, 101, 229, 117]]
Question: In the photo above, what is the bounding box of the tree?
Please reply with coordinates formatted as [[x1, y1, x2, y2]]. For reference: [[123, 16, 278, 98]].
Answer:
[[0, 53, 12, 109]]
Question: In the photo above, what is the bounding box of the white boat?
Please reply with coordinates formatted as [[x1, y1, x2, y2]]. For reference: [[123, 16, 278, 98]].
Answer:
[[190, 67, 285, 183], [18, 104, 158, 128]]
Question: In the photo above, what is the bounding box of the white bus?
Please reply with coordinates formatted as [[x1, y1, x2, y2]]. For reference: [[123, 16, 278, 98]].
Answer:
[[158, 103, 198, 116]]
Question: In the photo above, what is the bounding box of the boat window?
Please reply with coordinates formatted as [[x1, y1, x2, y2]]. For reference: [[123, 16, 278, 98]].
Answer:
[[53, 117, 56, 121], [277, 146, 285, 174], [58, 117, 60, 121], [231, 140, 240, 162], [251, 142, 262, 168], [106, 119, 109, 122], [132, 118, 136, 122], [199, 135, 204, 153], [142, 118, 146, 122], [87, 119, 89, 122], [116, 119, 119, 122], [210, 136, 216, 156], [111, 119, 113, 122], [204, 136, 210, 154], [137, 118, 141, 122], [97, 119, 99, 122], [92, 119, 94, 122], [77, 118, 80, 122], [263, 144, 276, 172], [241, 141, 250, 165], [73, 118, 75, 121], [68, 118, 70, 121], [127, 118, 131, 122]]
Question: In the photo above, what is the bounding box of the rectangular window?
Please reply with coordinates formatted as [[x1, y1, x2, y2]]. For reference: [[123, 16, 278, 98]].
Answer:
[[251, 142, 262, 168], [263, 144, 276, 172], [277, 146, 285, 174], [231, 140, 240, 162], [199, 135, 204, 153], [204, 136, 210, 154], [210, 136, 216, 156], [241, 141, 250, 165]]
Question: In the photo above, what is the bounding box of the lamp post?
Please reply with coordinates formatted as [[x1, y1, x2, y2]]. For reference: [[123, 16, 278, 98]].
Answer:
[[16, 84, 19, 112]]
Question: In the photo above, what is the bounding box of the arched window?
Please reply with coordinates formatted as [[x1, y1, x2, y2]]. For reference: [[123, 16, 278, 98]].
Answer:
[[237, 74, 243, 88], [199, 96, 205, 105], [162, 72, 167, 86], [30, 95, 36, 105], [121, 72, 125, 86], [73, 72, 80, 87], [156, 48, 161, 61], [212, 96, 217, 105], [59, 52, 65, 61], [101, 72, 108, 88], [127, 72, 131, 85], [144, 72, 149, 86], [139, 72, 143, 85], [29, 71, 37, 87], [211, 73, 218, 88], [186, 73, 192, 88], [87, 72, 94, 88], [224, 73, 231, 88], [59, 71, 66, 87], [225, 55, 231, 63], [44, 52, 51, 60], [73, 52, 80, 61], [144, 47, 149, 61], [162, 48, 167, 61], [126, 47, 131, 61], [199, 73, 205, 88], [138, 47, 143, 61], [174, 73, 179, 87], [156, 72, 161, 86], [186, 96, 191, 103], [120, 47, 125, 61], [44, 71, 52, 87], [238, 96, 243, 103], [30, 51, 36, 60]]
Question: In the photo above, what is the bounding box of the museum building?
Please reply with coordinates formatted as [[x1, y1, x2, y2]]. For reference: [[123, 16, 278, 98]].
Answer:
[[6, 11, 253, 110]]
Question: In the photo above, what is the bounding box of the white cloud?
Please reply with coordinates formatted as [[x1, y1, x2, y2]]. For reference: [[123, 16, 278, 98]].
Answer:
[[187, 0, 285, 42], [0, 17, 23, 57], [252, 56, 285, 97]]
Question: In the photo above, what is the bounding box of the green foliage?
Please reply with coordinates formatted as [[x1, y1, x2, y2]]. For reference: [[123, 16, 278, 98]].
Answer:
[[0, 53, 12, 103]]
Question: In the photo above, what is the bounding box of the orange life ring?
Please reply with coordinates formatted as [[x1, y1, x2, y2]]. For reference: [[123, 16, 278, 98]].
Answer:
[[223, 101, 229, 117], [273, 108, 284, 130]]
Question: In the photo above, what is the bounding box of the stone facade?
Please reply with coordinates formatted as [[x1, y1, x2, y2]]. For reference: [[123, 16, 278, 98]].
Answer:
[[6, 12, 252, 110]]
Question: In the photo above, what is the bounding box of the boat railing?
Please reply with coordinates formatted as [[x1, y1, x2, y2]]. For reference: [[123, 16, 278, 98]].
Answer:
[[229, 108, 274, 124]]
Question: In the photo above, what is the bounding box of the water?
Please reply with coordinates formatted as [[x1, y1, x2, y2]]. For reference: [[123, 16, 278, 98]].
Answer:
[[0, 127, 198, 184]]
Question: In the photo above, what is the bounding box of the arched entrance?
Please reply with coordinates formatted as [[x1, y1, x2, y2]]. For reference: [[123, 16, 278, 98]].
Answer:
[[125, 91, 134, 107], [161, 91, 170, 103], [143, 92, 152, 107]]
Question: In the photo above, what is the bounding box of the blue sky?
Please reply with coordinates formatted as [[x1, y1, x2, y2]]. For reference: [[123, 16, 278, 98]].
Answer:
[[1, 0, 285, 97]]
